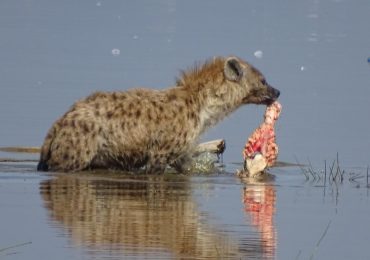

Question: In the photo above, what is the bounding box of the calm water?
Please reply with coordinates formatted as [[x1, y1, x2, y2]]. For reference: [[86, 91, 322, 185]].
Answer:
[[1, 0, 370, 259]]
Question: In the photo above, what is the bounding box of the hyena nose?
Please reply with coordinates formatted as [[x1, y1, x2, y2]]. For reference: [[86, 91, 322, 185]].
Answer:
[[270, 86, 280, 99], [275, 88, 280, 98]]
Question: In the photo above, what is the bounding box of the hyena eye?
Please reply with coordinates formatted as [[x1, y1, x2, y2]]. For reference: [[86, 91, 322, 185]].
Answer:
[[260, 79, 267, 85]]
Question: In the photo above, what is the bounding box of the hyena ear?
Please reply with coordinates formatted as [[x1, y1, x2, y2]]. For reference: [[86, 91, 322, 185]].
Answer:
[[224, 57, 244, 82]]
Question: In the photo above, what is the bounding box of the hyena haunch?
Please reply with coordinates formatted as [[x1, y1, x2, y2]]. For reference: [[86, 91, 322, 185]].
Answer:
[[38, 56, 280, 173]]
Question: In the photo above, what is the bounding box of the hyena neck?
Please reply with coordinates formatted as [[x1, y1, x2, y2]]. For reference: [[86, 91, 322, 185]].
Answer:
[[195, 85, 244, 135], [175, 56, 246, 134]]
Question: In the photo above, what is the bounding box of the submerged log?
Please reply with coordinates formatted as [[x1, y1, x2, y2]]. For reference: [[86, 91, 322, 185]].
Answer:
[[0, 140, 226, 173], [0, 140, 225, 156], [0, 158, 38, 162], [0, 146, 41, 153]]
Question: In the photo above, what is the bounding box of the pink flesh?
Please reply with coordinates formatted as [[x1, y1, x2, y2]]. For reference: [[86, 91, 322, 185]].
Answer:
[[243, 101, 282, 167]]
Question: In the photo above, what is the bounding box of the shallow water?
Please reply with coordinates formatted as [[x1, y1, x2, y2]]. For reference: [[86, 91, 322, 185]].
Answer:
[[1, 0, 370, 259], [1, 163, 370, 259]]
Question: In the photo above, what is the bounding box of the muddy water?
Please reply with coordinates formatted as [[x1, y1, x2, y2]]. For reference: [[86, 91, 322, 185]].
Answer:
[[1, 0, 370, 259]]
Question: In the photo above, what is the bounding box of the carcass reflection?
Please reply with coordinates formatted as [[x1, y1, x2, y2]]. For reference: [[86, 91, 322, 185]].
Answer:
[[242, 178, 277, 259]]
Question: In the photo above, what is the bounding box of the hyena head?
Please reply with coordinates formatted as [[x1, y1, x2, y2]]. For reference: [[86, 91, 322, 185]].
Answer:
[[223, 56, 280, 105]]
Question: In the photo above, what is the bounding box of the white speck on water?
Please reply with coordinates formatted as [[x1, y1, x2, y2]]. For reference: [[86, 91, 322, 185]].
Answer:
[[254, 50, 263, 59], [96, 2, 101, 7], [307, 13, 319, 19], [308, 33, 319, 42], [111, 48, 120, 56], [300, 66, 306, 71], [133, 35, 139, 40]]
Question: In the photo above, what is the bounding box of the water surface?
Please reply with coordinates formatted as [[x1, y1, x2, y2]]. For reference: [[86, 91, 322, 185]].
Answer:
[[1, 163, 370, 259], [0, 0, 370, 259]]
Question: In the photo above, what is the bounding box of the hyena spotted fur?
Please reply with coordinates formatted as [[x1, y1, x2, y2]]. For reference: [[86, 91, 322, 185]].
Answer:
[[37, 56, 280, 173]]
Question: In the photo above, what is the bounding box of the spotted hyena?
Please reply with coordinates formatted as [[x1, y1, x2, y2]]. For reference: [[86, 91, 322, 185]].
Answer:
[[37, 56, 280, 173]]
